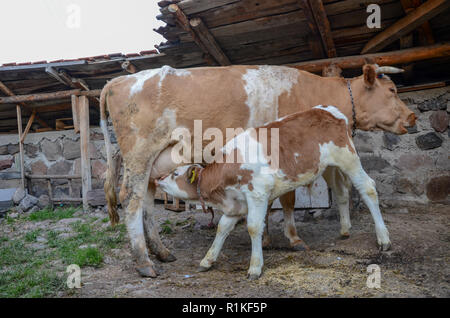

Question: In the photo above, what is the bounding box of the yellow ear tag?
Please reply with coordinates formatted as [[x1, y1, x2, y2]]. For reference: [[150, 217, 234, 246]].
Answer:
[[190, 170, 196, 184]]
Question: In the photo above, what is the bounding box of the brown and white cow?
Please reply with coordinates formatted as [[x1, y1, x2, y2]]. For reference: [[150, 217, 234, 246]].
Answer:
[[155, 106, 391, 279], [100, 64, 415, 277]]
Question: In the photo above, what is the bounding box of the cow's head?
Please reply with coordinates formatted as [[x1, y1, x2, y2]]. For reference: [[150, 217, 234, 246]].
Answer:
[[155, 164, 202, 201], [352, 64, 416, 134]]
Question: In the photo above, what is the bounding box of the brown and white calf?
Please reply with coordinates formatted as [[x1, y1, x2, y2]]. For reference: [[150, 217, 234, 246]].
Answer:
[[156, 106, 391, 279]]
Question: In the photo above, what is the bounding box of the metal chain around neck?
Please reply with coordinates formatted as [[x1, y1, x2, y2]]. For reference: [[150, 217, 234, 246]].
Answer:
[[346, 80, 357, 137]]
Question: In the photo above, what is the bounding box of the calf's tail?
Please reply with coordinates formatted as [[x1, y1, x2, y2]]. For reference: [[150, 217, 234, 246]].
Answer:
[[100, 86, 120, 226]]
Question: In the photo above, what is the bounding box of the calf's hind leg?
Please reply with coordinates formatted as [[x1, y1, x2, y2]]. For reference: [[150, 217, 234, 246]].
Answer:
[[280, 191, 309, 250], [337, 159, 391, 251]]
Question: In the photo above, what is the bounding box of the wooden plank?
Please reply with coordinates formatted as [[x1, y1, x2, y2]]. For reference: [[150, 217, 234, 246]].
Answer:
[[16, 105, 25, 189], [308, 0, 337, 58], [0, 89, 101, 105], [71, 95, 80, 133], [190, 18, 231, 65], [297, 0, 326, 58], [20, 109, 36, 143], [79, 95, 91, 211], [397, 81, 446, 93], [26, 174, 81, 180], [362, 0, 450, 53], [401, 0, 435, 45], [288, 42, 450, 72]]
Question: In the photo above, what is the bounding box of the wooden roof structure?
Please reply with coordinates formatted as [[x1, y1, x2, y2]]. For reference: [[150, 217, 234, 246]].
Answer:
[[1, 0, 450, 133]]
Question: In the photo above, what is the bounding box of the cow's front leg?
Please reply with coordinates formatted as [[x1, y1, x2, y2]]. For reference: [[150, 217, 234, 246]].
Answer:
[[246, 196, 269, 280], [280, 191, 309, 250], [262, 203, 272, 249], [144, 182, 176, 262], [323, 167, 352, 238], [198, 215, 239, 271]]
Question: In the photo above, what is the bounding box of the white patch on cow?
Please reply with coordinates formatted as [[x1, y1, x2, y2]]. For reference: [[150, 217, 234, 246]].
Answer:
[[294, 152, 300, 163], [243, 66, 299, 127], [129, 66, 191, 96], [314, 105, 349, 125]]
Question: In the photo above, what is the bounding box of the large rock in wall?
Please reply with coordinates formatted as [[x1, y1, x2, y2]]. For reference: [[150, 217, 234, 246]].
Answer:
[[352, 86, 449, 208]]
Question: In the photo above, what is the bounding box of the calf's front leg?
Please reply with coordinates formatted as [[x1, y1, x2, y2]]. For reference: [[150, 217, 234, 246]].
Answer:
[[198, 215, 239, 271]]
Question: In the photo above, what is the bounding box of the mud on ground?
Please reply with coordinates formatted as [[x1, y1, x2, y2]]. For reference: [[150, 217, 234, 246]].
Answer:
[[67, 204, 449, 298]]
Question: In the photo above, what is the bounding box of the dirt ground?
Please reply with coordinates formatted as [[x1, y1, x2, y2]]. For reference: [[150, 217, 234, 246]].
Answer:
[[65, 203, 449, 298]]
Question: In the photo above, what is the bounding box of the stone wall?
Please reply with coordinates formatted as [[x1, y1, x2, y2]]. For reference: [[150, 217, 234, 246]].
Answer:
[[0, 127, 115, 199], [0, 86, 449, 207], [353, 86, 449, 208]]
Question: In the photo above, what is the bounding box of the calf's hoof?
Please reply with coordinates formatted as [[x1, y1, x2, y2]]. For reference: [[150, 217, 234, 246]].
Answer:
[[136, 266, 158, 278], [247, 273, 261, 281], [158, 252, 177, 263], [340, 232, 350, 239], [197, 265, 211, 272]]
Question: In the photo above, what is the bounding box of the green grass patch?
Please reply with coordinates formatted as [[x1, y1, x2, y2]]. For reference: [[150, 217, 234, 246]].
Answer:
[[28, 206, 78, 222], [0, 240, 65, 298], [24, 229, 42, 242]]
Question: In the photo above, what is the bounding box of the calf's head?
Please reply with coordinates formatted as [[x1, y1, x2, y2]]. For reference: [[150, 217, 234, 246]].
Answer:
[[353, 64, 416, 134], [155, 164, 202, 201]]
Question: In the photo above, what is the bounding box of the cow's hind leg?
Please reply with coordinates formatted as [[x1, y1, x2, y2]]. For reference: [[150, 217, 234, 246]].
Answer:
[[280, 191, 309, 251], [338, 159, 391, 251], [121, 167, 158, 277], [199, 215, 239, 271], [144, 182, 176, 262], [323, 167, 352, 238], [262, 203, 272, 249]]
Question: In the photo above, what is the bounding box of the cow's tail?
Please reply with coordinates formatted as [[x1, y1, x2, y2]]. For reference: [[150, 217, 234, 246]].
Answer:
[[100, 86, 120, 226]]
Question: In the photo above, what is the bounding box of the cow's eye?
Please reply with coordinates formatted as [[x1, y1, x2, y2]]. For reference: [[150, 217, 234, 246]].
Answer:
[[389, 88, 396, 93], [173, 172, 178, 177]]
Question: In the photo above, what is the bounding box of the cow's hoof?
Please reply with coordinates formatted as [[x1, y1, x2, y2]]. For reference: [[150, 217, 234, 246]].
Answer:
[[136, 266, 158, 278], [291, 241, 309, 251], [197, 266, 211, 272], [340, 232, 350, 239], [247, 274, 261, 281], [378, 241, 391, 251], [158, 253, 177, 263]]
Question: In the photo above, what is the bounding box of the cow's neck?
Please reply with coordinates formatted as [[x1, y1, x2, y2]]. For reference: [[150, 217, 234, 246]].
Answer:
[[292, 72, 356, 130]]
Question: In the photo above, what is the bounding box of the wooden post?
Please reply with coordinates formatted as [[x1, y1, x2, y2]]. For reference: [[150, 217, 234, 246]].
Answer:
[[71, 95, 80, 133], [16, 105, 25, 189], [79, 96, 91, 211]]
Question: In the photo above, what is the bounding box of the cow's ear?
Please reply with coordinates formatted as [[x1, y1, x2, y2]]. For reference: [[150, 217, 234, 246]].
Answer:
[[363, 64, 377, 88]]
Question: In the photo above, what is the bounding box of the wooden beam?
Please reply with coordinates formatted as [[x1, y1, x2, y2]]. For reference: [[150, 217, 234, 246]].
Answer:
[[190, 18, 231, 66], [0, 81, 50, 128], [0, 89, 101, 104], [288, 43, 450, 73], [401, 0, 435, 45], [20, 110, 36, 143], [79, 96, 91, 211], [308, 0, 337, 58], [168, 4, 218, 65], [362, 0, 450, 53], [71, 95, 80, 133], [297, 0, 326, 58], [397, 81, 446, 93], [16, 106, 25, 189]]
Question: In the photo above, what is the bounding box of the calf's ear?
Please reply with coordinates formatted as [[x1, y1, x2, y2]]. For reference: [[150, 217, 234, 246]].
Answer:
[[187, 166, 201, 184], [363, 64, 377, 88]]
